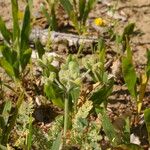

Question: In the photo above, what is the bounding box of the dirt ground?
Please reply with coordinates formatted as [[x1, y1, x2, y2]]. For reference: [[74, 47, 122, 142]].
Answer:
[[0, 0, 150, 63]]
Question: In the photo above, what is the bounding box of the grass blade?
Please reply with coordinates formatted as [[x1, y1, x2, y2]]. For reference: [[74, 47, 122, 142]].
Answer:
[[122, 23, 135, 41], [2, 100, 12, 127], [20, 48, 32, 71], [146, 49, 150, 77], [137, 73, 148, 113], [144, 108, 150, 143], [26, 116, 33, 150], [11, 0, 20, 44], [59, 0, 79, 32], [59, 0, 73, 17], [35, 39, 45, 59], [20, 4, 31, 53], [82, 0, 96, 25], [79, 0, 86, 22]]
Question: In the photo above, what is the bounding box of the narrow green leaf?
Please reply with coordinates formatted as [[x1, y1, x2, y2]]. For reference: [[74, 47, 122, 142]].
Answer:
[[122, 46, 137, 98], [122, 23, 135, 41], [28, 0, 33, 13], [144, 108, 150, 143], [0, 45, 13, 64], [146, 49, 150, 77], [0, 17, 12, 44], [98, 38, 105, 73], [20, 48, 32, 71], [117, 144, 143, 150], [79, 0, 86, 21], [26, 116, 33, 150], [0, 45, 19, 79], [51, 132, 62, 150], [0, 58, 15, 79], [51, 3, 58, 31], [122, 23, 135, 51], [35, 39, 45, 59], [2, 100, 12, 126], [90, 79, 114, 105], [11, 0, 20, 43], [137, 73, 148, 113], [59, 0, 78, 32], [20, 4, 31, 52], [59, 0, 73, 16], [41, 4, 51, 25], [82, 0, 96, 25], [44, 83, 64, 108]]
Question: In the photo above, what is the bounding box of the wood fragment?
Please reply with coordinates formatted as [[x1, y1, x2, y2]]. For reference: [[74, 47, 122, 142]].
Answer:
[[0, 29, 98, 46]]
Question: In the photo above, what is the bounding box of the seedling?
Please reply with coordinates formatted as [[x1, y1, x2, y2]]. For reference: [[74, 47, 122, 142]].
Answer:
[[59, 0, 96, 34]]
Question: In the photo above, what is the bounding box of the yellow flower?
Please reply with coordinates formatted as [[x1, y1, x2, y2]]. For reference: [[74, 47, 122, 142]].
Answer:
[[94, 18, 106, 27], [18, 11, 24, 21]]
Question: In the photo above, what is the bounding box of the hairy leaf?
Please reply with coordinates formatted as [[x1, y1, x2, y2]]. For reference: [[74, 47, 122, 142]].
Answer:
[[100, 108, 120, 146], [51, 132, 62, 150]]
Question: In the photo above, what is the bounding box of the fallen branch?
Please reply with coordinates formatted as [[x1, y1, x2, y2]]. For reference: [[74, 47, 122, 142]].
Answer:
[[0, 29, 98, 46]]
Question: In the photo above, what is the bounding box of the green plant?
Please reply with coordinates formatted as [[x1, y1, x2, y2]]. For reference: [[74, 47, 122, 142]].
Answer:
[[82, 39, 114, 107], [144, 108, 150, 144], [41, 0, 58, 31], [0, 0, 32, 146], [115, 23, 135, 54], [39, 54, 81, 143], [70, 100, 102, 150], [59, 0, 96, 34], [12, 100, 34, 149], [122, 46, 150, 114], [0, 1, 32, 81]]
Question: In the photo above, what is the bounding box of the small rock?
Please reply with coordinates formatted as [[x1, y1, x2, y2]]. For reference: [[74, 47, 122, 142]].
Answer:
[[130, 133, 141, 145]]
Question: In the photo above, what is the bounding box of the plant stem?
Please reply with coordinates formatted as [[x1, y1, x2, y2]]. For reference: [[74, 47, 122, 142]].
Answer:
[[63, 95, 69, 141]]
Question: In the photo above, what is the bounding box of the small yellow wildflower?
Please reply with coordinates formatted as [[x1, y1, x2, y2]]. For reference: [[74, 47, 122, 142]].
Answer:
[[94, 18, 106, 27], [18, 11, 24, 21]]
